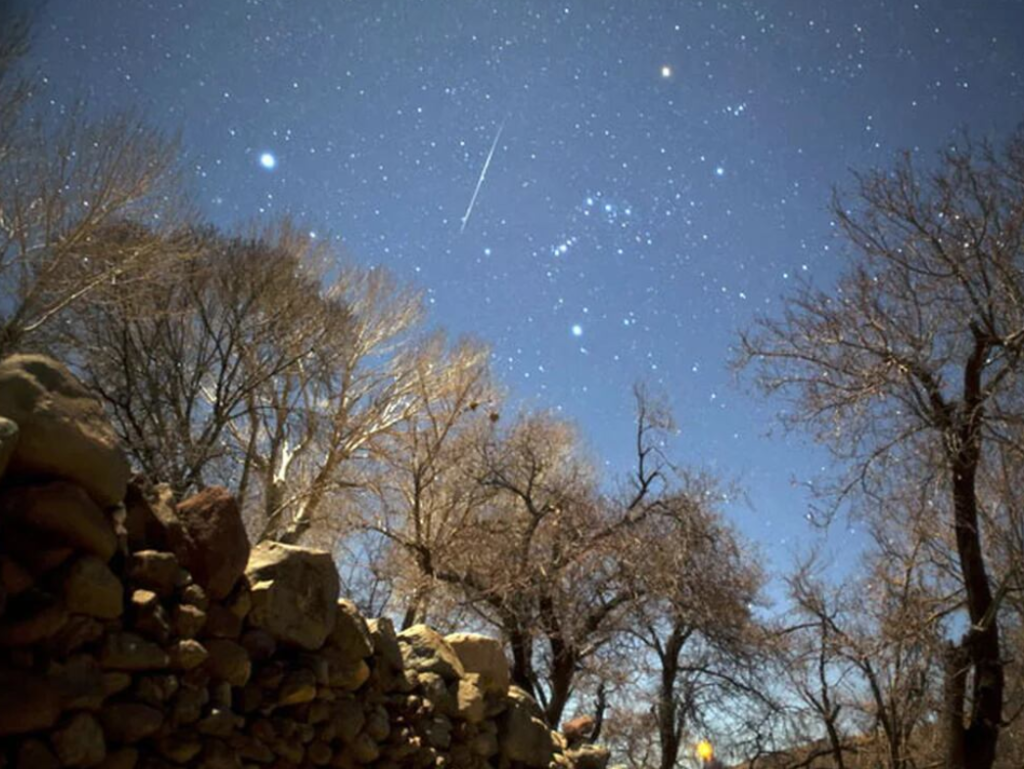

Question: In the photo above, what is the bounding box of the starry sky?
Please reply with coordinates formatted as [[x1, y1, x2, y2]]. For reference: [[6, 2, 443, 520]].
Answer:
[[19, 0, 1024, 579]]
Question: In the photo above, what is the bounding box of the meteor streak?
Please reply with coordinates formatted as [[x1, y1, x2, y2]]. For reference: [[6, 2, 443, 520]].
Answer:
[[460, 119, 505, 234]]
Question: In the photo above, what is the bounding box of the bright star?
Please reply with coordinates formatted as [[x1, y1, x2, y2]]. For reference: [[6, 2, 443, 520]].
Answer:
[[715, 166, 725, 177], [259, 152, 277, 170], [571, 324, 583, 337], [661, 65, 672, 78]]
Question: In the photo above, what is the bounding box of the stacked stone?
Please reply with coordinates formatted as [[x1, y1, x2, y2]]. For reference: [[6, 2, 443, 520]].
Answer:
[[0, 356, 602, 769]]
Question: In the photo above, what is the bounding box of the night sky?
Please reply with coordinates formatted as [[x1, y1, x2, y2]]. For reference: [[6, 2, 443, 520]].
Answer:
[[21, 1, 1024, 579]]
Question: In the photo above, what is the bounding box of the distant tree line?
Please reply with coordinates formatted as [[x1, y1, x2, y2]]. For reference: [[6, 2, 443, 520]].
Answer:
[[4, 7, 1024, 768]]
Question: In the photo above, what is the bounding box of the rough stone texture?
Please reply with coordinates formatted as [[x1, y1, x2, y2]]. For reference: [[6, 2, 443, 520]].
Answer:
[[563, 714, 597, 746], [63, 555, 124, 619], [0, 670, 61, 736], [567, 744, 612, 769], [398, 624, 465, 681], [329, 598, 373, 662], [173, 487, 250, 600], [0, 355, 129, 506], [0, 482, 117, 561], [503, 686, 559, 768], [0, 355, 589, 769], [99, 632, 169, 671], [446, 632, 511, 694], [0, 416, 18, 479], [246, 541, 339, 650], [204, 639, 251, 687], [126, 550, 181, 597], [123, 480, 182, 554], [51, 712, 106, 767]]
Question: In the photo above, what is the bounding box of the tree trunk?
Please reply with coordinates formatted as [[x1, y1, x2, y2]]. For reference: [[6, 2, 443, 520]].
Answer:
[[943, 641, 969, 769], [544, 642, 576, 727], [945, 454, 1003, 769]]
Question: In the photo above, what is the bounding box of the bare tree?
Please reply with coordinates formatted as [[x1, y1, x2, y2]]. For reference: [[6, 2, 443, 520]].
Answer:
[[0, 100, 183, 353], [620, 476, 765, 769], [358, 334, 497, 628], [67, 223, 342, 497], [250, 264, 425, 545], [739, 127, 1024, 769]]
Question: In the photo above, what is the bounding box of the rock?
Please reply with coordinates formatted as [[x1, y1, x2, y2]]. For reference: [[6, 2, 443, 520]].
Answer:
[[123, 480, 182, 554], [16, 739, 60, 769], [350, 732, 380, 764], [332, 699, 365, 744], [171, 603, 206, 639], [51, 616, 105, 656], [456, 674, 487, 723], [0, 355, 130, 506], [174, 487, 249, 600], [567, 745, 611, 769], [99, 702, 163, 743], [51, 712, 106, 767], [133, 674, 179, 707], [101, 672, 132, 698], [180, 583, 209, 610], [205, 639, 251, 687], [169, 639, 208, 670], [128, 590, 170, 642], [471, 729, 499, 758], [170, 684, 208, 725], [445, 633, 510, 694], [0, 601, 68, 646], [0, 554, 33, 596], [203, 603, 242, 638], [126, 550, 181, 597], [99, 632, 169, 671], [308, 740, 333, 766], [328, 599, 373, 661], [277, 668, 318, 705], [501, 687, 557, 769], [51, 655, 107, 710], [398, 625, 465, 681], [0, 415, 18, 478], [0, 482, 117, 561], [96, 748, 137, 769], [63, 555, 123, 619], [246, 541, 339, 650], [197, 707, 243, 737], [0, 669, 61, 735], [367, 617, 402, 671], [327, 655, 370, 691], [240, 628, 276, 662], [562, 714, 596, 746], [157, 735, 202, 763]]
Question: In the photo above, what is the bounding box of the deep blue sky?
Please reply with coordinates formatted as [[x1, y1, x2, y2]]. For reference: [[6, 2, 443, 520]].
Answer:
[[22, 0, 1024, 579]]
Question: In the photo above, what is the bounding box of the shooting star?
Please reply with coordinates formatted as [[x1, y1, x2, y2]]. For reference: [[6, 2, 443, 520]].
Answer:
[[460, 119, 505, 234]]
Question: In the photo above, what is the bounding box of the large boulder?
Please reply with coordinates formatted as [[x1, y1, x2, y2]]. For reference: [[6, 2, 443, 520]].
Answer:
[[567, 745, 612, 769], [397, 625, 465, 681], [123, 479, 183, 554], [328, 599, 373, 662], [0, 481, 117, 562], [174, 487, 250, 600], [0, 355, 129, 506], [62, 554, 124, 619], [445, 633, 510, 694], [245, 541, 339, 650], [501, 686, 557, 768], [0, 416, 17, 479]]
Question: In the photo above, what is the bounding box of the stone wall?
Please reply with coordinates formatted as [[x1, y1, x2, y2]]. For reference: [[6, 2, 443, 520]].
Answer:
[[0, 355, 608, 769]]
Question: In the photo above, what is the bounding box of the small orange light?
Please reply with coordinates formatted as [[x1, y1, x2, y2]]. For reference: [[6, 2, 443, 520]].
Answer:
[[696, 739, 714, 761]]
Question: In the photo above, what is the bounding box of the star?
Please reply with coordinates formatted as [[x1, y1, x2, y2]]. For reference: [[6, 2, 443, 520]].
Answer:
[[259, 152, 277, 170], [571, 324, 583, 337], [661, 65, 672, 78]]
